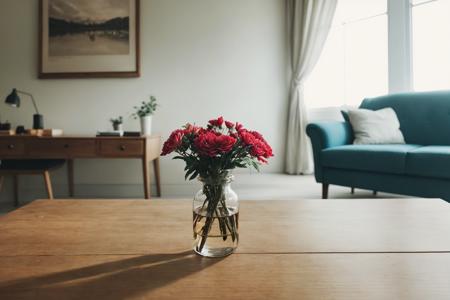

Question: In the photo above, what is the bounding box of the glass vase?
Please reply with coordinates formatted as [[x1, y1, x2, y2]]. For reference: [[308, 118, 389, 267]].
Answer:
[[193, 173, 239, 257]]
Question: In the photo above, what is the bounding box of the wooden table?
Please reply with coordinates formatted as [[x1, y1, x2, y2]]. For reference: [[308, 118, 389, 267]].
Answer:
[[0, 199, 449, 299], [0, 135, 161, 199]]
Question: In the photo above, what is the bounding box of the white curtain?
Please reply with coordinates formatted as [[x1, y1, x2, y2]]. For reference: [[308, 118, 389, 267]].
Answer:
[[285, 0, 337, 174]]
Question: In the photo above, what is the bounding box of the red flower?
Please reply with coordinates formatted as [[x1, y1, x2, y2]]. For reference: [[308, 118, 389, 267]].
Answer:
[[252, 139, 273, 162], [249, 130, 268, 143], [239, 130, 256, 146], [183, 123, 201, 135], [235, 122, 244, 131], [161, 129, 184, 155], [209, 116, 224, 127], [194, 131, 236, 157], [225, 121, 235, 129], [239, 130, 273, 163]]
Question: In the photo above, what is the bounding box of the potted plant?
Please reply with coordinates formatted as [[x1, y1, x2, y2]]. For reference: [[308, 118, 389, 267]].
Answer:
[[161, 117, 273, 257], [133, 96, 157, 136], [110, 116, 123, 132]]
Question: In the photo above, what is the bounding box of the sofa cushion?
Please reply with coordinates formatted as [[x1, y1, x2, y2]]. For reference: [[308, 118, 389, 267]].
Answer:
[[405, 146, 450, 180], [348, 108, 405, 145], [322, 144, 421, 175]]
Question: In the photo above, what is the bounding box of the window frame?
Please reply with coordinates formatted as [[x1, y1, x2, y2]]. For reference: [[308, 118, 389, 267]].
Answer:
[[304, 0, 390, 108], [383, 0, 444, 93], [387, 0, 413, 93], [306, 0, 445, 107]]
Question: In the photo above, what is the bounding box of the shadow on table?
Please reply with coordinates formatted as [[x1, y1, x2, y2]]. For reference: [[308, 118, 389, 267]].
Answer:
[[0, 250, 223, 299]]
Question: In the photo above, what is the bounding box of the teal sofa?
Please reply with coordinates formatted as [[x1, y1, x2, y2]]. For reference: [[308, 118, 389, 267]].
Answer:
[[306, 90, 450, 201]]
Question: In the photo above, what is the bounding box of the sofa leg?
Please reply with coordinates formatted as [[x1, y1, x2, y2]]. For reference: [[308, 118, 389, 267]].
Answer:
[[322, 183, 329, 199], [351, 187, 355, 194]]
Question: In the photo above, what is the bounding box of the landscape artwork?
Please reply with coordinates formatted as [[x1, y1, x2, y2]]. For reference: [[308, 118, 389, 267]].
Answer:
[[39, 0, 140, 78], [48, 0, 130, 56]]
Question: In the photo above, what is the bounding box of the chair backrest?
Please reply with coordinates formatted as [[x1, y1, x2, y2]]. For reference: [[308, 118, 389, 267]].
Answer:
[[360, 90, 450, 145]]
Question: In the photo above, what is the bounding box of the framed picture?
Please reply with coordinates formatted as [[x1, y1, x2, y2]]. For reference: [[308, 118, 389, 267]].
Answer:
[[39, 0, 140, 78]]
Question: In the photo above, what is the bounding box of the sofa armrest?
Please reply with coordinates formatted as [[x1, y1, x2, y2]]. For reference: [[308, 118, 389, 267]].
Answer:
[[306, 122, 353, 182]]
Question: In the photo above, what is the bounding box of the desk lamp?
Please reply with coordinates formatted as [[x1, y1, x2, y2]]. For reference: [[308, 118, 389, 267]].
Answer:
[[5, 88, 44, 129]]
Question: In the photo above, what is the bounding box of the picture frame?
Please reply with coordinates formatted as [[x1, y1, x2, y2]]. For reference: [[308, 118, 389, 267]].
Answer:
[[38, 0, 140, 79]]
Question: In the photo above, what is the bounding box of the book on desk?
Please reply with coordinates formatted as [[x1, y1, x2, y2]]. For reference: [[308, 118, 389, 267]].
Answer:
[[96, 131, 142, 137]]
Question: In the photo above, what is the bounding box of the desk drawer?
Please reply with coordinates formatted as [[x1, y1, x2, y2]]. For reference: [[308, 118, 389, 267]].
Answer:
[[0, 139, 25, 157], [99, 139, 144, 157], [28, 139, 96, 158]]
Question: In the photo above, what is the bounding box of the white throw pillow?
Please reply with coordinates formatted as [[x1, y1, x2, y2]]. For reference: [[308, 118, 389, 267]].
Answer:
[[347, 108, 405, 144]]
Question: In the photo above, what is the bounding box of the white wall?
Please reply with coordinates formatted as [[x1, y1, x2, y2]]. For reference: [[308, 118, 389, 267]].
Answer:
[[0, 0, 288, 202]]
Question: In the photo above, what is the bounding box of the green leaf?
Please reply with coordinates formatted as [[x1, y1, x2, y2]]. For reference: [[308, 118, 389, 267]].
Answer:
[[185, 168, 196, 180], [189, 170, 199, 180], [251, 160, 260, 171]]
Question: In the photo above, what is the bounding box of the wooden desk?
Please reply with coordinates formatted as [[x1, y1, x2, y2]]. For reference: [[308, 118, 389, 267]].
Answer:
[[0, 136, 161, 199], [0, 199, 449, 299]]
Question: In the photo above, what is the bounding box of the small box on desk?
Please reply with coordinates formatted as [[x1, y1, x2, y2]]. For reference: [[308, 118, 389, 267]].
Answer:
[[123, 131, 141, 137], [96, 131, 122, 137], [25, 129, 63, 136], [0, 130, 15, 136]]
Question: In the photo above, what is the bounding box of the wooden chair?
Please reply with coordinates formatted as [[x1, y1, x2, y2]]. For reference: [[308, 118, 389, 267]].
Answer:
[[0, 159, 66, 206]]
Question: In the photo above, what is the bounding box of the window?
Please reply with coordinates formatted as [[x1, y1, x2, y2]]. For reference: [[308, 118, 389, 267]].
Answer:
[[412, 0, 450, 91], [304, 0, 388, 108]]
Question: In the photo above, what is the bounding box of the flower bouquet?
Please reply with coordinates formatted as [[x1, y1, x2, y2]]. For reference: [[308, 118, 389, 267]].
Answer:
[[161, 117, 273, 257]]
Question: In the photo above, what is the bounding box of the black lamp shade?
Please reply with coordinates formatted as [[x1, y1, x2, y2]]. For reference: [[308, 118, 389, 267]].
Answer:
[[5, 89, 20, 107]]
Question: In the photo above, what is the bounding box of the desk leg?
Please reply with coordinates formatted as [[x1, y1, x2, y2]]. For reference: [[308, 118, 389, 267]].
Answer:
[[67, 159, 74, 197], [142, 158, 150, 199], [153, 158, 161, 197]]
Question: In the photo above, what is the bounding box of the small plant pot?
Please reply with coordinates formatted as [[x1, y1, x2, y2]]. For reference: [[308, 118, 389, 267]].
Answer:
[[140, 116, 152, 136], [113, 123, 123, 132]]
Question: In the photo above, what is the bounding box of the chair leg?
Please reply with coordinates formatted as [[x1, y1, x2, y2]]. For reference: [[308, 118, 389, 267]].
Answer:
[[43, 171, 54, 200], [13, 175, 19, 207], [351, 187, 355, 194], [322, 183, 329, 199], [67, 159, 74, 197]]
